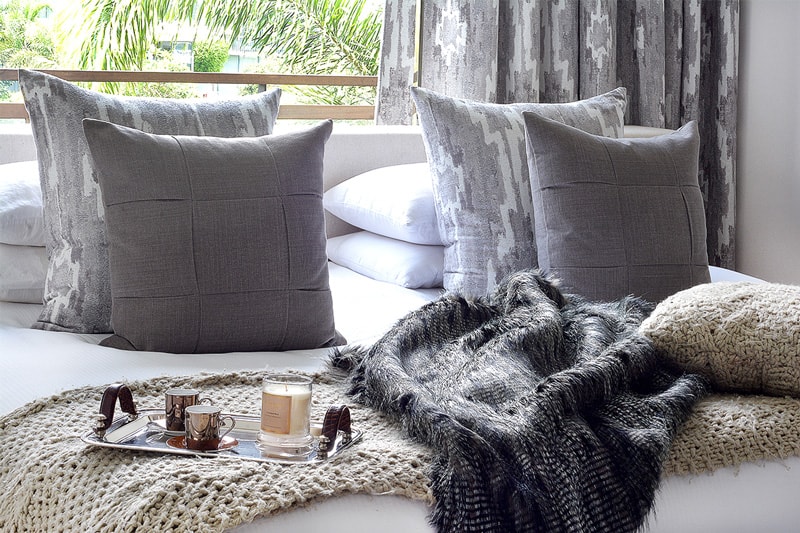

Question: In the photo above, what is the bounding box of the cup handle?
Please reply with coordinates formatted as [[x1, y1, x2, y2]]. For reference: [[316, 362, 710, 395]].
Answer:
[[219, 416, 236, 440], [199, 397, 213, 405]]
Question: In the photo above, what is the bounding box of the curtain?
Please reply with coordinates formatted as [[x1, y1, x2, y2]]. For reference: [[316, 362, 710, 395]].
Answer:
[[376, 0, 739, 270]]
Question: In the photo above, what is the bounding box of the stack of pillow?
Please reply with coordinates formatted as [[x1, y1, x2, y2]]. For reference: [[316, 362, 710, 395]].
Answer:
[[325, 85, 710, 304], [323, 162, 445, 289], [0, 160, 48, 303]]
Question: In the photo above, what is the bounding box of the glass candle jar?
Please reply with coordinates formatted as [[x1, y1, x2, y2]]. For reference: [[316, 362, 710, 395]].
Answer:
[[257, 373, 314, 457]]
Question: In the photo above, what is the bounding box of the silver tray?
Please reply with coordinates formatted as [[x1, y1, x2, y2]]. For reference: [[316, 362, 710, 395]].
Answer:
[[81, 409, 362, 464]]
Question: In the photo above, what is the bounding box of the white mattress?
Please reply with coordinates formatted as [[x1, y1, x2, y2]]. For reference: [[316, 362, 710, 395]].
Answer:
[[1, 264, 798, 532], [0, 263, 441, 416]]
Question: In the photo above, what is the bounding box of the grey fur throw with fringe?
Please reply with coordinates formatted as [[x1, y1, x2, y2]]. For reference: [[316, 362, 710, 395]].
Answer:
[[331, 270, 705, 533]]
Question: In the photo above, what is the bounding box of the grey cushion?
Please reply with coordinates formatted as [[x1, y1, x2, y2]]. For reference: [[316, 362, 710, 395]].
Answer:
[[19, 69, 281, 333], [83, 119, 343, 353], [410, 86, 626, 298], [523, 112, 710, 302]]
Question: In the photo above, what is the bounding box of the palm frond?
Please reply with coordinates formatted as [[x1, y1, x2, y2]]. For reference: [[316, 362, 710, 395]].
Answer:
[[69, 0, 382, 81], [242, 0, 381, 75], [75, 0, 197, 70]]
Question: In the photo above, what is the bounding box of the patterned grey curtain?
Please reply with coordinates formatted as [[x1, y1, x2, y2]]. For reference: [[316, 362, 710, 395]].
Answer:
[[376, 0, 739, 270]]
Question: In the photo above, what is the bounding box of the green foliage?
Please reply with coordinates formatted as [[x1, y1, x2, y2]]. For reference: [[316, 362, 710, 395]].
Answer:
[[238, 58, 281, 96], [241, 0, 381, 105], [0, 0, 58, 68], [241, 0, 381, 76], [102, 49, 199, 98], [294, 84, 376, 106], [238, 59, 375, 106], [35, 0, 384, 106], [72, 0, 201, 70], [71, 0, 383, 105], [193, 40, 229, 72]]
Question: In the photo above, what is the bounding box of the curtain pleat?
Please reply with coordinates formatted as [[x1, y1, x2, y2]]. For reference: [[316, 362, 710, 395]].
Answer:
[[375, 0, 418, 125], [419, 2, 501, 101], [377, 0, 738, 269], [578, 0, 617, 100]]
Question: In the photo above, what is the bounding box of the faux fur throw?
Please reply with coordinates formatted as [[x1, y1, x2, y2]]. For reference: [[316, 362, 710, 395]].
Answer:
[[332, 270, 706, 533]]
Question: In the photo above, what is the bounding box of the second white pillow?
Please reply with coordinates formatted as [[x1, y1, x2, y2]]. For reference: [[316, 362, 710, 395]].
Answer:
[[0, 242, 48, 303], [327, 231, 444, 289]]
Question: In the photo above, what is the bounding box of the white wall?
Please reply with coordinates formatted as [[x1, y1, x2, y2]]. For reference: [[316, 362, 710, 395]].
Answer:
[[738, 0, 800, 283]]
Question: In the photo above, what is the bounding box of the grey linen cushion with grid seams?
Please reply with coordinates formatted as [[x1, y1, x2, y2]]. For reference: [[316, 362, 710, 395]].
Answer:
[[82, 118, 343, 353], [524, 113, 710, 303], [19, 69, 281, 333], [410, 86, 626, 298]]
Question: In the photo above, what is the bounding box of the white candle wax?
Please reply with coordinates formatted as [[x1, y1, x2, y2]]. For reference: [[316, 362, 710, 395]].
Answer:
[[260, 382, 311, 436]]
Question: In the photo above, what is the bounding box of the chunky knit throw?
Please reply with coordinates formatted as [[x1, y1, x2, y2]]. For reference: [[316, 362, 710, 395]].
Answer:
[[333, 270, 707, 533], [0, 372, 433, 533]]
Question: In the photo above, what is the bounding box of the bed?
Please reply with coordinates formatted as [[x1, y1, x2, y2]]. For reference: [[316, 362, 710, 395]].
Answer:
[[2, 260, 799, 533], [2, 80, 799, 532]]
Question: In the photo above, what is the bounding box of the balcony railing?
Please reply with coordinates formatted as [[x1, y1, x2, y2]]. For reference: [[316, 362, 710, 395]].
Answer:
[[0, 69, 378, 122]]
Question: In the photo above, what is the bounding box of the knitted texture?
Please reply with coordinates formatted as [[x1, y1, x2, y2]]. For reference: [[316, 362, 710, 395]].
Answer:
[[641, 281, 800, 397], [0, 372, 432, 533], [333, 270, 707, 533], [665, 393, 800, 476], [1, 374, 799, 530]]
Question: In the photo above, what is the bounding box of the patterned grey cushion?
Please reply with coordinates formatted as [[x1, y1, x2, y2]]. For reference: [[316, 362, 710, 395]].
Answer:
[[411, 86, 626, 298], [19, 70, 281, 333], [83, 119, 343, 353], [524, 113, 710, 302]]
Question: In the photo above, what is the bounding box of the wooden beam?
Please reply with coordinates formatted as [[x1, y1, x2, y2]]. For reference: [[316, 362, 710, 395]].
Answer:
[[0, 102, 29, 121], [0, 69, 378, 121], [0, 69, 377, 87], [0, 102, 376, 122], [278, 105, 375, 120]]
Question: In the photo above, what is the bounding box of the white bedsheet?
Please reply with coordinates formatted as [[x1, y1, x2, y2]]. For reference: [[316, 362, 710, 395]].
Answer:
[[2, 264, 798, 532], [0, 263, 441, 416]]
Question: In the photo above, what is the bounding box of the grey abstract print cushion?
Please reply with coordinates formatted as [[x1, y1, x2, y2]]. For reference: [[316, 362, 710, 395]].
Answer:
[[19, 70, 281, 333], [411, 86, 626, 298]]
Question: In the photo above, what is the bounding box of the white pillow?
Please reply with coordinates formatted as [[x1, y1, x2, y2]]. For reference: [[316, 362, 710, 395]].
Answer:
[[323, 163, 442, 245], [0, 160, 45, 246], [327, 231, 444, 289], [0, 243, 48, 303]]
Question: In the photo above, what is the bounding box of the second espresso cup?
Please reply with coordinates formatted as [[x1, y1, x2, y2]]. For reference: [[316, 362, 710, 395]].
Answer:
[[165, 388, 208, 432], [184, 404, 236, 451]]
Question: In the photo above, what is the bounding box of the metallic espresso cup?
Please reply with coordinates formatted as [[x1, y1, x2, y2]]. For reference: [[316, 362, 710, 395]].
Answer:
[[165, 388, 208, 433], [184, 405, 236, 451]]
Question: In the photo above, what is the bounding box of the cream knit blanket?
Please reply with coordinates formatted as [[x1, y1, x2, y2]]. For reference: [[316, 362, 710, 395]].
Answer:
[[0, 371, 432, 533], [1, 369, 799, 532], [644, 281, 800, 474]]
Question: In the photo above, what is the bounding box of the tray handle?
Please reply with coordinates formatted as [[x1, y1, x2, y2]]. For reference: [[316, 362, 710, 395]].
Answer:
[[321, 404, 352, 446], [94, 383, 138, 438]]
